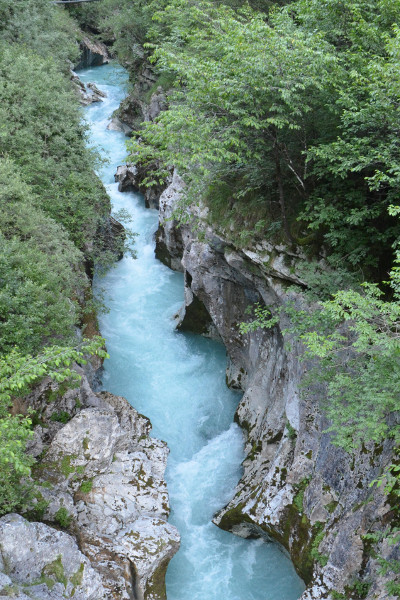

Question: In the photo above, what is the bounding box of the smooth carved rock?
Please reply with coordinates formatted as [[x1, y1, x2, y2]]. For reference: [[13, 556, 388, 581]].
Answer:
[[107, 117, 133, 135], [12, 378, 180, 600], [144, 87, 167, 122], [70, 71, 106, 105], [155, 170, 187, 272], [154, 176, 399, 599], [75, 37, 110, 70], [115, 164, 138, 192], [71, 71, 107, 106], [117, 86, 166, 126], [0, 514, 106, 599], [114, 163, 170, 210]]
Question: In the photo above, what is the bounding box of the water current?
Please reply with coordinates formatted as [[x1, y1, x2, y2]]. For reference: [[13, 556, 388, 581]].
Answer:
[[79, 62, 305, 600]]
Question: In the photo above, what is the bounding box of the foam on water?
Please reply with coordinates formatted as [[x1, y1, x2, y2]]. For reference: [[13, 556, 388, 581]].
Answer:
[[79, 62, 305, 600]]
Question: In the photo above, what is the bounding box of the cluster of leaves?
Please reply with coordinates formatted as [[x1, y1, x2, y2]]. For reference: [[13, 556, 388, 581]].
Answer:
[[242, 263, 400, 450], [127, 0, 339, 238], [291, 282, 400, 449], [0, 43, 110, 254], [0, 160, 89, 355], [73, 0, 287, 66], [0, 0, 79, 65]]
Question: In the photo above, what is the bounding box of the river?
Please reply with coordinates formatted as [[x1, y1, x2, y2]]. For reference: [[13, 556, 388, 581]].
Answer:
[[79, 62, 305, 600]]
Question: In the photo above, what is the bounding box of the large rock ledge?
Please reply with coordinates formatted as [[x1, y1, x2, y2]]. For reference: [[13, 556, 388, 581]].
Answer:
[[1, 373, 179, 600], [148, 173, 399, 600], [74, 37, 110, 71]]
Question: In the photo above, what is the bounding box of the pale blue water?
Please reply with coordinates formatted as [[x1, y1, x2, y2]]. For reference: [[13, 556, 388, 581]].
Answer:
[[79, 62, 305, 600]]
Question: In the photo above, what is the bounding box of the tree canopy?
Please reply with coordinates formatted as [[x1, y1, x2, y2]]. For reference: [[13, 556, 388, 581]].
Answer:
[[0, 0, 111, 512], [98, 0, 400, 280]]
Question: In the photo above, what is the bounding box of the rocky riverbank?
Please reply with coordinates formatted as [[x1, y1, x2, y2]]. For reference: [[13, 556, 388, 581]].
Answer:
[[149, 172, 399, 600], [105, 54, 400, 596], [0, 372, 179, 600]]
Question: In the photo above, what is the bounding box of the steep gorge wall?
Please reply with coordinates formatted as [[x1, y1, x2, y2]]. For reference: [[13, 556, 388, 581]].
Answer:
[[152, 173, 399, 600], [30, 47, 397, 598]]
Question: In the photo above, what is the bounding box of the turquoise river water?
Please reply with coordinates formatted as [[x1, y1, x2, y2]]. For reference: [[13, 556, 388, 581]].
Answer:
[[79, 62, 305, 600]]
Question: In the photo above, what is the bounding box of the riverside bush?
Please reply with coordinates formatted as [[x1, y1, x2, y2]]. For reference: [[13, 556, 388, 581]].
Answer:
[[0, 0, 115, 517]]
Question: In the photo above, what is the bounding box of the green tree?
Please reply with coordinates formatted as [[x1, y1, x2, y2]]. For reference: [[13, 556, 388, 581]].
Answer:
[[0, 0, 79, 65], [0, 45, 110, 255], [0, 160, 90, 354], [128, 0, 338, 240], [298, 9, 400, 271]]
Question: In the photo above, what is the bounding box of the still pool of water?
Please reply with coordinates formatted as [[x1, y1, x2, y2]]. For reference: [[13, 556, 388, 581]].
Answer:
[[79, 62, 305, 600]]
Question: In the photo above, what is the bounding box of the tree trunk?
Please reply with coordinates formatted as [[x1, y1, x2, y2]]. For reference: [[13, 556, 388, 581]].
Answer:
[[274, 137, 293, 243]]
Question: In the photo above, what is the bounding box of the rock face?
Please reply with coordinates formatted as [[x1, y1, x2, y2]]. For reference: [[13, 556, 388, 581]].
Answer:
[[74, 37, 110, 71], [154, 171, 187, 273], [0, 514, 106, 599], [115, 164, 138, 192], [114, 164, 170, 211], [2, 373, 180, 600], [113, 82, 167, 134], [151, 174, 399, 599], [110, 56, 168, 136], [71, 71, 107, 106]]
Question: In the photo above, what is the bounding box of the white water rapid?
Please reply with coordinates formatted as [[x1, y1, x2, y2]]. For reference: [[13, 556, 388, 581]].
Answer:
[[79, 62, 305, 600]]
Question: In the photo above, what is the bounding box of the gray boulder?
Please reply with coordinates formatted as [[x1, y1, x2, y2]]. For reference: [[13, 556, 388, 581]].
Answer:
[[14, 377, 180, 600], [70, 71, 107, 106], [0, 514, 106, 599], [74, 37, 110, 71]]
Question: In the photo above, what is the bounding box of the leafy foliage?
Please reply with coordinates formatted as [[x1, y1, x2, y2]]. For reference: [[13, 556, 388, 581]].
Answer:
[[241, 271, 400, 450], [0, 45, 110, 254], [0, 0, 118, 519], [101, 0, 400, 277], [296, 283, 400, 448], [0, 160, 90, 354], [128, 1, 338, 239], [0, 0, 79, 66], [0, 338, 108, 517]]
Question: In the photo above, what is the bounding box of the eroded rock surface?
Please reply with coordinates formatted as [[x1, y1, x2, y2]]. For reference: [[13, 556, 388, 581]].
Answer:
[[74, 37, 110, 70], [1, 375, 180, 600], [0, 514, 105, 599], [71, 71, 107, 106], [152, 174, 399, 599], [114, 163, 170, 211], [113, 82, 167, 134]]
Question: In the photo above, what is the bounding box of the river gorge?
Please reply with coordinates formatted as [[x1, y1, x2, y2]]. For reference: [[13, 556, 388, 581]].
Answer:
[[79, 62, 305, 599]]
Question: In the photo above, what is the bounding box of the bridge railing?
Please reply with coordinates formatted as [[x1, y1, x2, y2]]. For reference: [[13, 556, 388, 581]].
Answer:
[[52, 0, 102, 5]]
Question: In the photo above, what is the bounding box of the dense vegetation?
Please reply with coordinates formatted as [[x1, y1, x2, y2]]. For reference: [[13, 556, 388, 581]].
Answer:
[[89, 0, 400, 281], [0, 0, 112, 514]]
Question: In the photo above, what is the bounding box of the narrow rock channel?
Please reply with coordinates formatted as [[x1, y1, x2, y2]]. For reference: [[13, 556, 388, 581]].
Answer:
[[79, 62, 305, 600]]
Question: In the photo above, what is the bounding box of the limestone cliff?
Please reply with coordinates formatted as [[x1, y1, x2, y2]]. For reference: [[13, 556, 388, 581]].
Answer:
[[0, 371, 179, 600], [74, 37, 110, 71], [149, 172, 399, 600]]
